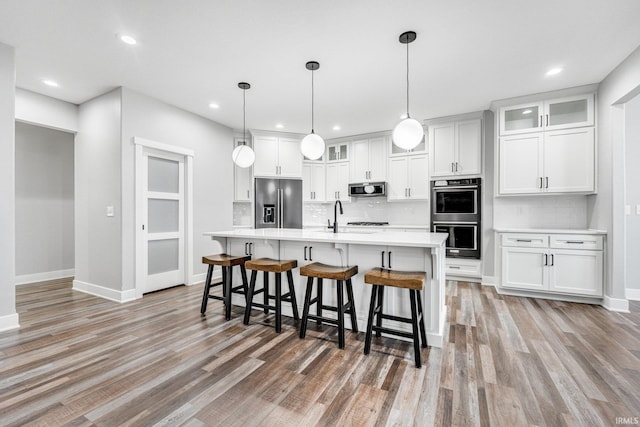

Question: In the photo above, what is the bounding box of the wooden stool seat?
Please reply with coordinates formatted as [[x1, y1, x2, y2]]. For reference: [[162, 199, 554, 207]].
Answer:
[[299, 262, 358, 349], [364, 267, 426, 290], [244, 258, 299, 333], [202, 254, 251, 267], [300, 263, 358, 281], [201, 253, 251, 320], [246, 258, 297, 273], [363, 268, 428, 368]]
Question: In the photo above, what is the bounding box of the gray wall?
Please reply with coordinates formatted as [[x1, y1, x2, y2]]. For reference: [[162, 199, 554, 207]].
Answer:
[[0, 42, 17, 328], [626, 94, 640, 291], [15, 122, 74, 278], [120, 88, 233, 291], [75, 88, 123, 291]]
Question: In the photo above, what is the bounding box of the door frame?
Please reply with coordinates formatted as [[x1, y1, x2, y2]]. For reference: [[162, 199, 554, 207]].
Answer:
[[134, 137, 194, 298]]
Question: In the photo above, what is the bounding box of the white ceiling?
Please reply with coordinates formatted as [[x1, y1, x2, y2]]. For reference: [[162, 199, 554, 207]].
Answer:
[[1, 0, 640, 138]]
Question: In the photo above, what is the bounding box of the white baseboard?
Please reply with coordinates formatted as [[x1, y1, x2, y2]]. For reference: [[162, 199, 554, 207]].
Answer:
[[15, 269, 75, 286], [0, 313, 20, 332], [603, 295, 630, 312], [189, 272, 221, 286], [481, 275, 496, 286], [73, 280, 137, 303], [626, 288, 640, 301]]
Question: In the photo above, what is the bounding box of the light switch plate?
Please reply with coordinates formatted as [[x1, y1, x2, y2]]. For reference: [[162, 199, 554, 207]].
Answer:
[[637, 204, 640, 215], [625, 205, 631, 215], [106, 205, 114, 217]]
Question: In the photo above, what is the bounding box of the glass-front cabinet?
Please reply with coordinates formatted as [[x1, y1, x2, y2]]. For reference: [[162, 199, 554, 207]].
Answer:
[[326, 142, 349, 162]]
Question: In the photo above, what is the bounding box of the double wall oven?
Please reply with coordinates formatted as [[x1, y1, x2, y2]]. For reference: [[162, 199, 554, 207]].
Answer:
[[431, 178, 481, 259]]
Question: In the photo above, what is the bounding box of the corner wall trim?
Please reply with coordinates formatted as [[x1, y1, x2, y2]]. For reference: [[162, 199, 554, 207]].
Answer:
[[625, 288, 640, 301], [0, 313, 20, 332], [15, 269, 75, 286], [73, 280, 138, 303], [602, 295, 630, 313], [481, 275, 497, 287]]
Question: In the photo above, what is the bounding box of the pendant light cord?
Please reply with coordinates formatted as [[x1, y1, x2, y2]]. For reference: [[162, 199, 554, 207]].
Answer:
[[311, 68, 315, 133], [406, 40, 410, 119], [243, 87, 246, 145]]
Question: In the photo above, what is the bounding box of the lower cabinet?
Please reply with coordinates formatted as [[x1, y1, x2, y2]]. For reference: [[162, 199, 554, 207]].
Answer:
[[500, 232, 603, 297]]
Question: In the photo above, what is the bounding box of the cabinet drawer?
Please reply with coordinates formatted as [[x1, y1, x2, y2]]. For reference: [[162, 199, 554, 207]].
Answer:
[[501, 233, 548, 248], [550, 234, 603, 250], [446, 259, 481, 277]]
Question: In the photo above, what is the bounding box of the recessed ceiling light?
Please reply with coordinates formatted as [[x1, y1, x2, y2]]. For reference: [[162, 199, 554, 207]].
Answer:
[[275, 123, 284, 129], [208, 103, 219, 109], [42, 79, 59, 87], [546, 67, 563, 76], [120, 35, 137, 45], [332, 125, 341, 131], [522, 109, 532, 115]]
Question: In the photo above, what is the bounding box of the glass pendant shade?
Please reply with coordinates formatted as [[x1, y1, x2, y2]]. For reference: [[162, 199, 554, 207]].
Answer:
[[392, 117, 424, 150], [301, 132, 325, 160], [232, 144, 255, 168]]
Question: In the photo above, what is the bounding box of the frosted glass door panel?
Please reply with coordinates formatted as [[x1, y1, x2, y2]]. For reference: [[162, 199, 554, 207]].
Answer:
[[148, 239, 179, 275], [148, 157, 179, 193], [548, 99, 587, 126], [148, 199, 179, 232], [503, 105, 540, 132]]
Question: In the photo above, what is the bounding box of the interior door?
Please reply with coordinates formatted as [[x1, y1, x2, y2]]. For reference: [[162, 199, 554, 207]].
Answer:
[[143, 150, 185, 293]]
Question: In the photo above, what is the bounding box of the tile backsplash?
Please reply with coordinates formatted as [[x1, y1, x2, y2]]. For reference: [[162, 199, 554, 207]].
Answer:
[[493, 195, 588, 229]]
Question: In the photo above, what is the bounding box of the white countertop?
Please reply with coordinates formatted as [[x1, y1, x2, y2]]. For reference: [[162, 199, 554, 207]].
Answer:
[[204, 228, 447, 248], [494, 228, 607, 235]]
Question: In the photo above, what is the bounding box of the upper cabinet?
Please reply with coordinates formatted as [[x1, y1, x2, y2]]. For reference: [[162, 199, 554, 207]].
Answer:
[[499, 94, 594, 136], [387, 154, 429, 201], [326, 161, 350, 202], [326, 142, 349, 162], [350, 136, 387, 182], [429, 118, 482, 178], [253, 135, 303, 178], [302, 162, 326, 202]]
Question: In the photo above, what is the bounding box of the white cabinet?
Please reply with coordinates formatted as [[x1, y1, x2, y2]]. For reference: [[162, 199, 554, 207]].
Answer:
[[429, 119, 482, 177], [326, 161, 350, 202], [233, 138, 253, 202], [499, 94, 594, 136], [326, 142, 349, 162], [387, 154, 428, 201], [253, 135, 303, 178], [499, 127, 595, 194], [499, 232, 603, 297], [302, 162, 325, 202], [350, 137, 387, 182]]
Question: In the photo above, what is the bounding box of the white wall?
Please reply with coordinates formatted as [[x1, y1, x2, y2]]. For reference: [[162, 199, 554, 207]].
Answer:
[[590, 44, 640, 304], [0, 43, 18, 330], [120, 88, 233, 290], [75, 88, 123, 292], [625, 94, 640, 293], [15, 122, 74, 282], [15, 88, 78, 132]]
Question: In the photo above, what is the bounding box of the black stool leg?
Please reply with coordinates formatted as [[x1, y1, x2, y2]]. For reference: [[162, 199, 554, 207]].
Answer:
[[275, 272, 282, 333], [416, 290, 428, 348], [201, 264, 213, 314], [263, 271, 269, 314], [287, 270, 299, 321], [240, 264, 249, 303], [346, 278, 358, 333], [375, 285, 384, 338], [337, 280, 345, 349], [300, 277, 314, 339], [221, 267, 227, 298], [224, 266, 232, 321], [409, 289, 422, 368], [364, 285, 378, 355], [316, 278, 323, 327], [243, 270, 258, 325]]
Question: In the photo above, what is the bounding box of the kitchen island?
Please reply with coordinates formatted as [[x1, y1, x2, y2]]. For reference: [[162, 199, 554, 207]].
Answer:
[[204, 228, 448, 347]]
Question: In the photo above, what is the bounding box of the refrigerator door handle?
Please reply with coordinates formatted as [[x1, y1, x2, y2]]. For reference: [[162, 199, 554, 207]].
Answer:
[[279, 189, 284, 228]]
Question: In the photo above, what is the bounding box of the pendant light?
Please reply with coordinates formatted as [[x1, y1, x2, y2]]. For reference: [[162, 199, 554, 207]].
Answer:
[[300, 61, 325, 160], [232, 82, 255, 168], [392, 31, 424, 150]]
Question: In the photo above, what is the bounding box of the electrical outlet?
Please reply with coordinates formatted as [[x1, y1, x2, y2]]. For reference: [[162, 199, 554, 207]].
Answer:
[[106, 205, 114, 217], [637, 204, 640, 215], [625, 205, 631, 215]]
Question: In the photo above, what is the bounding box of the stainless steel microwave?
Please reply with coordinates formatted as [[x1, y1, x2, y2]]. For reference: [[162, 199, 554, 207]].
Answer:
[[348, 182, 386, 197]]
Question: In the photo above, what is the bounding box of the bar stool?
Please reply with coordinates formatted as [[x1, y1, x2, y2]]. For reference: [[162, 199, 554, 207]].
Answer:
[[201, 254, 251, 320], [363, 267, 428, 368], [243, 258, 300, 333], [299, 262, 358, 349]]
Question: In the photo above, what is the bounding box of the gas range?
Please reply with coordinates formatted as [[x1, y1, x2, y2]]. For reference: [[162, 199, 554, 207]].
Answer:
[[346, 221, 390, 226]]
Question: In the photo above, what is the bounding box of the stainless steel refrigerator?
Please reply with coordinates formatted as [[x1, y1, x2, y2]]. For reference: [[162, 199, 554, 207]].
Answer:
[[254, 178, 303, 229]]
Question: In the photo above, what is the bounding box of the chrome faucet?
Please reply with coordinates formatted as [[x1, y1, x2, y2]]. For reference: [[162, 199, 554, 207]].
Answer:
[[331, 200, 343, 233]]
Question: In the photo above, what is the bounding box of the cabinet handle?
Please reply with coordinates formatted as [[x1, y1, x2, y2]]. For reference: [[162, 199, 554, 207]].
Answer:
[[455, 162, 459, 172], [388, 251, 392, 269], [247, 190, 250, 199], [338, 191, 340, 199], [245, 242, 249, 255], [545, 177, 549, 189], [539, 115, 543, 127], [408, 188, 411, 197], [381, 251, 385, 268], [566, 240, 585, 244], [550, 254, 554, 266], [539, 177, 543, 189], [449, 265, 461, 269], [544, 253, 548, 266], [304, 246, 308, 260], [516, 239, 532, 243], [546, 114, 549, 126], [249, 243, 253, 256], [309, 246, 313, 261], [452, 162, 455, 172]]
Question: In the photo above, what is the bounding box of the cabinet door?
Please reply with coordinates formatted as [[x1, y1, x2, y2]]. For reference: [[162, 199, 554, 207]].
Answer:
[[302, 163, 313, 202], [543, 128, 595, 193], [347, 244, 386, 323], [327, 142, 348, 162], [234, 164, 252, 201], [499, 133, 543, 194], [387, 157, 408, 200], [311, 163, 326, 202], [336, 162, 350, 201], [407, 155, 429, 200], [501, 247, 547, 291], [548, 249, 602, 296], [253, 136, 279, 177], [545, 94, 594, 131], [456, 119, 482, 175], [499, 102, 543, 136], [277, 138, 303, 177], [429, 123, 456, 177], [368, 137, 387, 181], [350, 139, 370, 182]]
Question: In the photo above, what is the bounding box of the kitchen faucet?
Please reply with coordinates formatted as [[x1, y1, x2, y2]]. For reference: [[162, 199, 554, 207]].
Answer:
[[329, 200, 343, 233]]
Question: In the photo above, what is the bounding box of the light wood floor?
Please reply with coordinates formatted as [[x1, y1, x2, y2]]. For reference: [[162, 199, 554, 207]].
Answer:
[[1, 279, 639, 426]]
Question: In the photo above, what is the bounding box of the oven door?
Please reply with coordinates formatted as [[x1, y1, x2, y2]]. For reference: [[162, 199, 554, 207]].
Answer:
[[432, 187, 479, 222], [433, 222, 480, 259]]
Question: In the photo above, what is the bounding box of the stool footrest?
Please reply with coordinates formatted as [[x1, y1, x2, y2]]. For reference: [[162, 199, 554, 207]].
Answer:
[[305, 314, 341, 327], [379, 313, 414, 324], [372, 325, 414, 340]]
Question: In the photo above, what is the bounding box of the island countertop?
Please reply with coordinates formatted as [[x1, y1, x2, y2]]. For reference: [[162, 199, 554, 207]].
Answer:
[[203, 228, 448, 248]]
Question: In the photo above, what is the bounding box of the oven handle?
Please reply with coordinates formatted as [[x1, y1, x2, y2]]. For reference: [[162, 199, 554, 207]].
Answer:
[[432, 221, 478, 225], [432, 185, 479, 190]]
